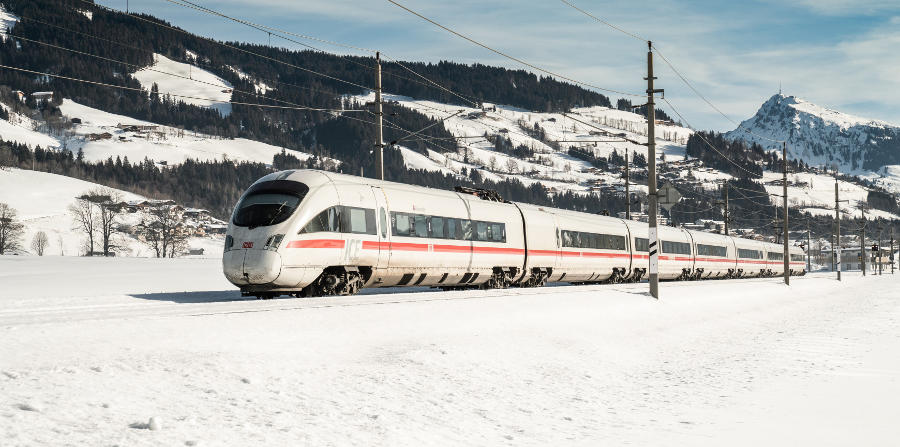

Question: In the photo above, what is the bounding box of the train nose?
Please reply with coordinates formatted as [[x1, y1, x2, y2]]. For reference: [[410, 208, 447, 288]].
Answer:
[[223, 249, 283, 285]]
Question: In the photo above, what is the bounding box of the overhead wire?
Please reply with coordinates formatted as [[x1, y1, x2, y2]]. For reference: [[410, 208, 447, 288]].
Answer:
[[385, 0, 645, 98]]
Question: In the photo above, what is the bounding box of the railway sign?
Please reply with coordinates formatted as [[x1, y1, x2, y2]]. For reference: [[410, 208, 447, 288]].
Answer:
[[657, 182, 682, 212]]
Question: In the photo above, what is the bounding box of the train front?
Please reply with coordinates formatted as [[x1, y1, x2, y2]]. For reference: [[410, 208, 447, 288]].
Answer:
[[222, 170, 332, 297]]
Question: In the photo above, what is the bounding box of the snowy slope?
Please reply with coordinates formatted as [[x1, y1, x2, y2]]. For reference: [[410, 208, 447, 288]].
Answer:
[[132, 54, 233, 116], [1, 258, 898, 446], [0, 168, 219, 257], [56, 99, 313, 166], [0, 112, 59, 149], [357, 92, 689, 196]]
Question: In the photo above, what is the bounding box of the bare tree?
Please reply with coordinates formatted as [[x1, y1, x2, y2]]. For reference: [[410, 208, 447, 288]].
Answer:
[[31, 231, 48, 256], [70, 188, 124, 256], [0, 203, 25, 255], [69, 196, 98, 255], [139, 204, 187, 258]]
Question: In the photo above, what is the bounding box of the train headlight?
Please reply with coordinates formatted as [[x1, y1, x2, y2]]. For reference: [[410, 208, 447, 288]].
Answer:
[[224, 235, 234, 252], [265, 234, 284, 251]]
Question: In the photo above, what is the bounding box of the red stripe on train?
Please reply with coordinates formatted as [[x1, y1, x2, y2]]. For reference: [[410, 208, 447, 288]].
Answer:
[[286, 239, 345, 249]]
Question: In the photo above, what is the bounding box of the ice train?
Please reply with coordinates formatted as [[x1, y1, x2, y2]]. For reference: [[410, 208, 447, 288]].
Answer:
[[222, 170, 806, 298]]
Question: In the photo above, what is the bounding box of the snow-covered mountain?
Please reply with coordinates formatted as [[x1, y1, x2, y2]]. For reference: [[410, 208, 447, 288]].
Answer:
[[725, 94, 900, 175]]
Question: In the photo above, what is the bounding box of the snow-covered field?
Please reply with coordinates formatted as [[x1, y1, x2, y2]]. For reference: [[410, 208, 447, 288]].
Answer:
[[1, 256, 897, 446], [0, 168, 220, 257]]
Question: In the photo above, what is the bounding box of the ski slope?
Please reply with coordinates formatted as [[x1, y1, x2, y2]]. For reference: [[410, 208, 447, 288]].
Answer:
[[1, 256, 898, 446]]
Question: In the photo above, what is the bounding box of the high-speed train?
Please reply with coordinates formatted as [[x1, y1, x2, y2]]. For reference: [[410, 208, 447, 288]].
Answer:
[[223, 170, 806, 298]]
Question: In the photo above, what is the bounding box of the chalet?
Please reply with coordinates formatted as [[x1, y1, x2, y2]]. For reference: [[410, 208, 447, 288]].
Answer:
[[31, 91, 54, 103]]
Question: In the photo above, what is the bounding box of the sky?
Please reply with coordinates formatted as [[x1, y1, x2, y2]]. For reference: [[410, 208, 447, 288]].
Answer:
[[96, 0, 900, 133]]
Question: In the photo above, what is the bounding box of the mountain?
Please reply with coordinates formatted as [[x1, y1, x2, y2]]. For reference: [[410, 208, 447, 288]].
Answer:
[[725, 94, 900, 173]]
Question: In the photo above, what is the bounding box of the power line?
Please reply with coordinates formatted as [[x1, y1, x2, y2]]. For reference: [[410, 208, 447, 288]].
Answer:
[[0, 64, 363, 113], [385, 0, 644, 98], [651, 44, 785, 145], [659, 97, 763, 178], [557, 0, 646, 42], [160, 0, 482, 108]]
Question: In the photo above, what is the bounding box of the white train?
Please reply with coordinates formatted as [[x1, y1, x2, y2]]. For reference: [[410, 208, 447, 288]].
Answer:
[[223, 170, 807, 298]]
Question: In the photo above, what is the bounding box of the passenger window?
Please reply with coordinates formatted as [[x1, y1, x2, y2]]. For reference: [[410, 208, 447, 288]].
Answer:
[[379, 208, 387, 238], [300, 207, 340, 233], [476, 222, 488, 241], [394, 212, 410, 236], [461, 220, 473, 240], [415, 215, 428, 238], [491, 223, 503, 242], [431, 216, 445, 238], [349, 208, 367, 233]]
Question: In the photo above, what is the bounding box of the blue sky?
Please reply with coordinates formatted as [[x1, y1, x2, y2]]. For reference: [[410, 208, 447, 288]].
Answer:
[[97, 0, 900, 134]]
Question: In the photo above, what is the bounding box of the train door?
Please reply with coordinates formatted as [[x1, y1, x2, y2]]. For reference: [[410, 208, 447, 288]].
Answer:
[[371, 186, 391, 271]]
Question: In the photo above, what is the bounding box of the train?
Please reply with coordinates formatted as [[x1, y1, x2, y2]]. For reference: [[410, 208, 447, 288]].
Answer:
[[222, 169, 807, 298]]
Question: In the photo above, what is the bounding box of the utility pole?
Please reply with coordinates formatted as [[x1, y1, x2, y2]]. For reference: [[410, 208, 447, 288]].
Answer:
[[782, 142, 789, 284], [835, 180, 841, 281], [888, 226, 894, 275], [722, 180, 729, 236], [645, 41, 663, 299], [625, 147, 630, 220], [807, 221, 811, 272], [374, 51, 385, 180], [878, 224, 883, 275], [861, 207, 866, 276]]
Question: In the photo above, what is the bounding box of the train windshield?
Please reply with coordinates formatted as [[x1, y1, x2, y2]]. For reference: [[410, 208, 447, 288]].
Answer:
[[232, 180, 309, 229]]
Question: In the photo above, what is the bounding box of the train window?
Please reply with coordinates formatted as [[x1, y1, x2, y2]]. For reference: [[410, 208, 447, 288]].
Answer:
[[491, 223, 505, 242], [697, 244, 726, 257], [561, 230, 625, 250], [379, 208, 387, 238], [767, 251, 783, 261], [461, 220, 473, 240], [392, 212, 410, 236], [300, 206, 340, 233], [341, 207, 376, 235], [791, 254, 804, 261], [662, 241, 691, 255], [635, 238, 648, 252], [414, 215, 428, 238], [430, 216, 445, 238], [737, 248, 762, 259], [233, 193, 302, 229]]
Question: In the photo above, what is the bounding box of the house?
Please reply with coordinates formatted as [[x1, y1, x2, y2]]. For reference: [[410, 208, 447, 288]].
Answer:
[[31, 91, 54, 104], [87, 132, 113, 141], [70, 117, 82, 124], [12, 90, 25, 103]]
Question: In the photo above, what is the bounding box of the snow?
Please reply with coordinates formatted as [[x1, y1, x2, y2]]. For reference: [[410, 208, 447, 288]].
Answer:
[[0, 114, 60, 149], [132, 54, 233, 117], [57, 99, 315, 166], [76, 9, 93, 20], [0, 5, 17, 41], [358, 92, 690, 199], [1, 257, 898, 445], [0, 168, 221, 257], [227, 65, 273, 95]]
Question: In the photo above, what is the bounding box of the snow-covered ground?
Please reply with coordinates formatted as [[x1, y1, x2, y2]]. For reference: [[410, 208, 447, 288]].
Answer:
[[1, 256, 898, 446], [0, 168, 220, 257], [132, 54, 233, 117]]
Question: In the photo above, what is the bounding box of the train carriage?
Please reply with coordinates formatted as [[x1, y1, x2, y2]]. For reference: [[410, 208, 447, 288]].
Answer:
[[223, 169, 807, 298]]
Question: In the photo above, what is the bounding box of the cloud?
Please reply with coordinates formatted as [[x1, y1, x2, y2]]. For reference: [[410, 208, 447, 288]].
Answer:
[[775, 0, 900, 15]]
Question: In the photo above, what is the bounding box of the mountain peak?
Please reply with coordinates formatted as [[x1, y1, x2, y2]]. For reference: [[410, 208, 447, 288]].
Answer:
[[725, 94, 900, 173]]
